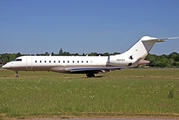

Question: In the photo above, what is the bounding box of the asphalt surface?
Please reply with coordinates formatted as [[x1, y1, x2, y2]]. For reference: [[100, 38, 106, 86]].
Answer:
[[23, 117, 179, 120]]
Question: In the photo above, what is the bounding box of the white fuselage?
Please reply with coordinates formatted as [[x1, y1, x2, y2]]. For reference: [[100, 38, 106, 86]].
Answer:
[[3, 55, 134, 73]]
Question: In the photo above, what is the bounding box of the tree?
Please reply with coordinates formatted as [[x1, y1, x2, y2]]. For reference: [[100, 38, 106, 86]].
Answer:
[[169, 52, 179, 61], [0, 53, 17, 64], [111, 52, 120, 55], [88, 52, 98, 56], [103, 52, 109, 56], [146, 54, 157, 67], [51, 52, 54, 56], [16, 52, 21, 57], [44, 52, 49, 56], [63, 51, 71, 56], [59, 48, 63, 56], [72, 53, 79, 56], [169, 52, 179, 67]]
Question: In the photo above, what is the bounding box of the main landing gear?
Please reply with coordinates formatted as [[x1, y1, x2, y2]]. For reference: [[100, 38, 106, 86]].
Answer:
[[15, 70, 19, 78], [86, 72, 95, 77]]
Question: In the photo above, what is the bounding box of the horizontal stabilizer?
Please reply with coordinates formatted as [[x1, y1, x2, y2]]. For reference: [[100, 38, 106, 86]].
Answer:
[[141, 36, 179, 42]]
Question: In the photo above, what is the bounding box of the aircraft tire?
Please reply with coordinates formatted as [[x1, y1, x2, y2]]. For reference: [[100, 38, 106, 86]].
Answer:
[[86, 72, 95, 77]]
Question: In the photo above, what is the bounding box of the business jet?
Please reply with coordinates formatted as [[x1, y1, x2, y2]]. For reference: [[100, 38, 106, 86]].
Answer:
[[2, 36, 179, 77]]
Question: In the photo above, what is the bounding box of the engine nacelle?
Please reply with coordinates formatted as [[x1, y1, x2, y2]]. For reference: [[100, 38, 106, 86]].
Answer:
[[107, 56, 134, 67]]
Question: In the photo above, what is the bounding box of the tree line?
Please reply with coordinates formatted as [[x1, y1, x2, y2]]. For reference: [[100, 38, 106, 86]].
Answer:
[[0, 49, 179, 68]]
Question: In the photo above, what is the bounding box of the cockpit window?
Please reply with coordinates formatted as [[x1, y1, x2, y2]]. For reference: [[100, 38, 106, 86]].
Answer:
[[15, 59, 22, 61]]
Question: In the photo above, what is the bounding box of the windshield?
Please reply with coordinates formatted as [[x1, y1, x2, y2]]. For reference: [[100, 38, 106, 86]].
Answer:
[[14, 59, 22, 61]]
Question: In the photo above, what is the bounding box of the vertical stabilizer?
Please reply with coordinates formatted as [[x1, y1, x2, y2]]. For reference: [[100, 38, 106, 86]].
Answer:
[[122, 36, 164, 60]]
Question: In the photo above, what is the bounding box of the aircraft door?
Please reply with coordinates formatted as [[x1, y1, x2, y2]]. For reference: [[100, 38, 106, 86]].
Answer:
[[26, 57, 32, 70]]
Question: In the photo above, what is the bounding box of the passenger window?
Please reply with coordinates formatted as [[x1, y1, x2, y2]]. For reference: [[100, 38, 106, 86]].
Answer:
[[63, 61, 65, 63], [40, 60, 42, 63], [49, 60, 51, 63], [81, 61, 83, 63], [54, 61, 56, 63], [86, 61, 88, 63], [77, 61, 79, 63], [58, 61, 60, 63], [44, 60, 46, 63], [72, 61, 74, 63], [35, 60, 37, 63], [67, 61, 69, 63]]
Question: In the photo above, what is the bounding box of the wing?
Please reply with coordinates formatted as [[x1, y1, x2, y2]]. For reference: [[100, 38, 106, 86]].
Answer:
[[69, 66, 126, 73], [51, 66, 127, 73]]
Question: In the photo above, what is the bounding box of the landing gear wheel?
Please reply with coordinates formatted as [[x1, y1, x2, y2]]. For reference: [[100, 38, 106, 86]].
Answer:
[[86, 72, 95, 77], [15, 70, 19, 78]]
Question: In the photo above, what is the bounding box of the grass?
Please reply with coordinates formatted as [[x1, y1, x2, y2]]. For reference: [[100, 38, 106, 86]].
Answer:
[[0, 68, 179, 119]]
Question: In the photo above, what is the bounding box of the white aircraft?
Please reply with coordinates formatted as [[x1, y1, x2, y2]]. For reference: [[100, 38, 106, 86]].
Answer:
[[2, 36, 179, 77]]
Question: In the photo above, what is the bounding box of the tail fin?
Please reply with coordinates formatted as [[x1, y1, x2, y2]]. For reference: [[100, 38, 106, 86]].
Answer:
[[122, 36, 179, 60]]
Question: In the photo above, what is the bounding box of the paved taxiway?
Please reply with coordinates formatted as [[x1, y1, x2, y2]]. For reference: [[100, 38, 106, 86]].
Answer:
[[23, 117, 179, 120]]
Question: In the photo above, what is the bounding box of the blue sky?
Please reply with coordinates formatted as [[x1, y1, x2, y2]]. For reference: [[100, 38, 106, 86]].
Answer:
[[0, 0, 179, 55]]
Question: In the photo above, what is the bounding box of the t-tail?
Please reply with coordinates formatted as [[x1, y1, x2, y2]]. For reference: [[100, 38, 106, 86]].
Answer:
[[109, 36, 179, 67], [125, 36, 179, 67]]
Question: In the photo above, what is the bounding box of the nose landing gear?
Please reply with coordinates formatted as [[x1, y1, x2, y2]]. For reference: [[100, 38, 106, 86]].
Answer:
[[15, 70, 19, 78]]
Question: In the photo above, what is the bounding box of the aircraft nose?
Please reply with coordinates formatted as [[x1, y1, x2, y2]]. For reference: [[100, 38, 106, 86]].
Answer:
[[2, 64, 11, 69], [2, 64, 7, 69]]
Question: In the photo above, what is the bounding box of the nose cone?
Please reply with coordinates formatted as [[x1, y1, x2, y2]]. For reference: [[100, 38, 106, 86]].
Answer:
[[2, 64, 6, 69], [2, 64, 11, 69]]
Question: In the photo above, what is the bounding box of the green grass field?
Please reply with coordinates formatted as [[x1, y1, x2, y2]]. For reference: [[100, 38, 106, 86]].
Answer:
[[0, 69, 179, 119]]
